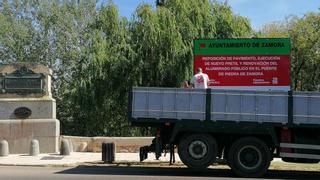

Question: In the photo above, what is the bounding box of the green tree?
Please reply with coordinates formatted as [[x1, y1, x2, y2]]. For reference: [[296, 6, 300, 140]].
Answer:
[[130, 4, 186, 87], [260, 12, 320, 91], [0, 0, 40, 63], [0, 0, 253, 136], [259, 21, 289, 38], [67, 1, 140, 136], [289, 13, 320, 91]]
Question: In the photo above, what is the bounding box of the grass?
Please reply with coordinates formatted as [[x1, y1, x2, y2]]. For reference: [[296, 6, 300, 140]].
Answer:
[[270, 161, 320, 171]]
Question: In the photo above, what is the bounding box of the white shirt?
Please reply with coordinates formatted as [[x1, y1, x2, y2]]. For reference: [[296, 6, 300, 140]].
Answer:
[[191, 72, 210, 89]]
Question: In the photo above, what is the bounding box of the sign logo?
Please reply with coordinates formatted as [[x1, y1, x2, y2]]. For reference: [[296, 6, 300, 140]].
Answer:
[[200, 43, 206, 48], [14, 107, 32, 119]]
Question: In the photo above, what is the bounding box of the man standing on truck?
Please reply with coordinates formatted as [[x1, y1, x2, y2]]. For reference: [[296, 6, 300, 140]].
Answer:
[[191, 67, 210, 88]]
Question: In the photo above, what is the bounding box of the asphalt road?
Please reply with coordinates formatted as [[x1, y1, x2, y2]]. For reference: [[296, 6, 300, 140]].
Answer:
[[1, 165, 320, 180]]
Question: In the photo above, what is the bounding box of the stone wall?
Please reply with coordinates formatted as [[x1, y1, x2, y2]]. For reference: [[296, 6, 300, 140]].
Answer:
[[61, 136, 153, 153]]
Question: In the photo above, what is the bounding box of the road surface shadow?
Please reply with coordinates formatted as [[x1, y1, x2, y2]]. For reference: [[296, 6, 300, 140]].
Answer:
[[56, 165, 320, 179]]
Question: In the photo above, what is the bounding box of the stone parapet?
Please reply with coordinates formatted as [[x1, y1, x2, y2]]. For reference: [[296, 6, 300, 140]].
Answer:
[[61, 136, 153, 153]]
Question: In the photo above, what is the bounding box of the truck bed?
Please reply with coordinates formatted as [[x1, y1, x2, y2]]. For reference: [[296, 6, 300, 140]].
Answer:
[[129, 87, 320, 126]]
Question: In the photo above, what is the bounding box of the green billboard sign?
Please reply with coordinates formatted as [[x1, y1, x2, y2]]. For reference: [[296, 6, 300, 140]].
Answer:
[[194, 38, 290, 55]]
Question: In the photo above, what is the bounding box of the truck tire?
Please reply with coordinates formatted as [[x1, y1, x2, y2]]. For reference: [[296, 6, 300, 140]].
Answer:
[[227, 137, 271, 178], [178, 133, 218, 171]]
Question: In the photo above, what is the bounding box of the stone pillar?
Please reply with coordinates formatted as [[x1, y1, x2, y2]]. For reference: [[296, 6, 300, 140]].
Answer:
[[60, 139, 70, 156], [30, 139, 40, 156], [0, 63, 60, 154]]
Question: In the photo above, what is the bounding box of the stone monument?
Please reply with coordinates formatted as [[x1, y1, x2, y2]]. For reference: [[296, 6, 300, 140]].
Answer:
[[0, 63, 59, 153]]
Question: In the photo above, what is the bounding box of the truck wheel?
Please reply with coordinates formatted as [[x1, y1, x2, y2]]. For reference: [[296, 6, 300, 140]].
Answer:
[[178, 133, 217, 171], [227, 137, 271, 178]]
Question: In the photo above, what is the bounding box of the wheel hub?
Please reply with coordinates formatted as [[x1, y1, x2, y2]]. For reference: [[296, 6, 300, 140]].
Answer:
[[188, 140, 207, 159], [238, 145, 262, 170]]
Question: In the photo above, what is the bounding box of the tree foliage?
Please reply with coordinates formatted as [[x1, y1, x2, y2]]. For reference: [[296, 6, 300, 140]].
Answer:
[[260, 12, 320, 91], [0, 0, 254, 136]]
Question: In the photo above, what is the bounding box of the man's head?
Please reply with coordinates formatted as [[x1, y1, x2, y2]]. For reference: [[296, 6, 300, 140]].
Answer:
[[197, 67, 202, 73]]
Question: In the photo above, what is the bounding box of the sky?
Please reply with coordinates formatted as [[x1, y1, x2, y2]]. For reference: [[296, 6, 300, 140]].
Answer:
[[109, 0, 320, 30]]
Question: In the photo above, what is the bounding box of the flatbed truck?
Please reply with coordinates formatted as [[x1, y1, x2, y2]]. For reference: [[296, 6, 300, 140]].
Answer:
[[128, 87, 320, 177]]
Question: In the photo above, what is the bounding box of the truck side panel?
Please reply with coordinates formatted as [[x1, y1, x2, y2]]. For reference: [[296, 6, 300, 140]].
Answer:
[[130, 87, 320, 126], [132, 87, 206, 121], [211, 89, 288, 124], [293, 91, 320, 124]]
